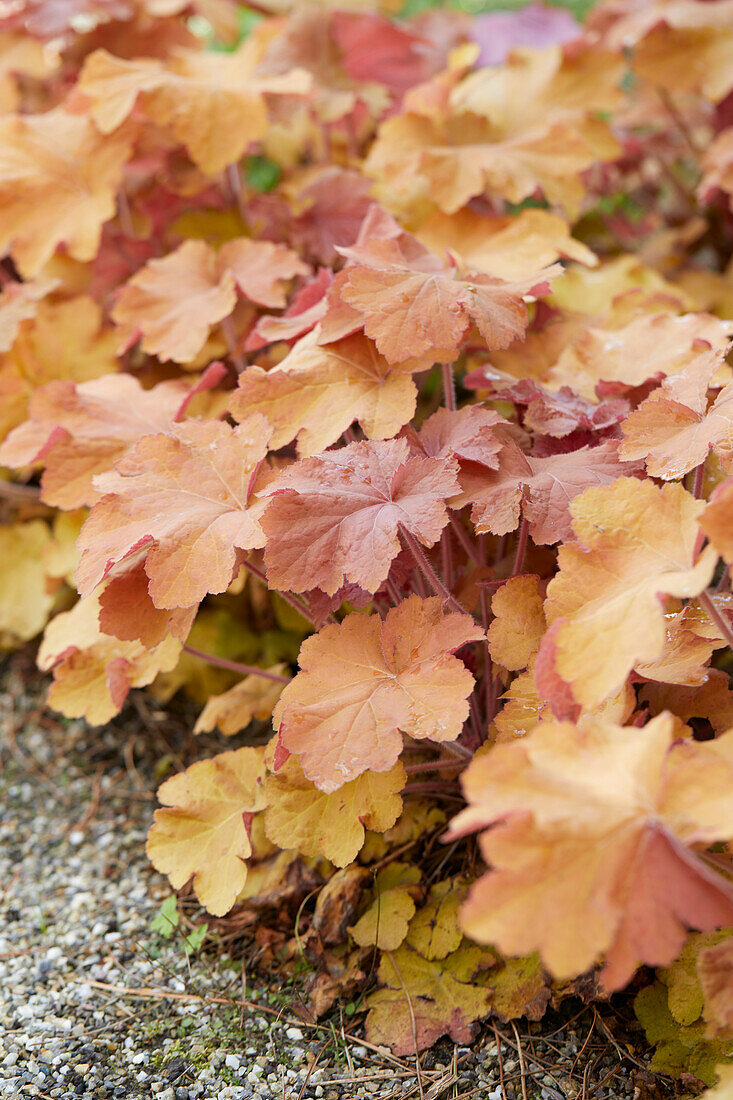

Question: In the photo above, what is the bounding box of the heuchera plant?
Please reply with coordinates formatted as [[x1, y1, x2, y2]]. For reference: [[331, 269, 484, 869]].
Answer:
[[3, 0, 733, 1069]]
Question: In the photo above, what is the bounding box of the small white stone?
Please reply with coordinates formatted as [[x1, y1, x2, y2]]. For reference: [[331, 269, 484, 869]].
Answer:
[[224, 1054, 240, 1070], [284, 1027, 303, 1041], [68, 831, 84, 845]]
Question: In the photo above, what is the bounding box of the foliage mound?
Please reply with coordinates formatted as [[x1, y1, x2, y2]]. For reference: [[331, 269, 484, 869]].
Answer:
[[2, 0, 733, 1085]]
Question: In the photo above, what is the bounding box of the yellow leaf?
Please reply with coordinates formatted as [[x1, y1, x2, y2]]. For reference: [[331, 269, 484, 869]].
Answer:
[[38, 592, 181, 724], [488, 954, 550, 1022], [488, 575, 545, 671], [0, 520, 54, 647], [264, 756, 405, 866], [350, 863, 422, 951], [194, 666, 288, 736], [147, 747, 268, 916], [366, 942, 494, 1055], [405, 880, 465, 961]]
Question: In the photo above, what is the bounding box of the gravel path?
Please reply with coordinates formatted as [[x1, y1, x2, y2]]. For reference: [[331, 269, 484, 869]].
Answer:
[[0, 652, 659, 1100]]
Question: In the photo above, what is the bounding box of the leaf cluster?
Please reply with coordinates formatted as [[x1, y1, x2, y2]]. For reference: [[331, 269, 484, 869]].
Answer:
[[3, 0, 733, 1076]]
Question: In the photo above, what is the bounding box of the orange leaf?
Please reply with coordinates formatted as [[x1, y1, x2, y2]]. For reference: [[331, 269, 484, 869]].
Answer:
[[230, 330, 434, 456], [0, 108, 134, 277], [700, 479, 733, 563], [620, 348, 733, 479], [488, 575, 545, 671], [112, 238, 308, 363], [76, 416, 272, 608], [273, 596, 483, 791], [449, 713, 733, 989], [536, 479, 718, 711], [78, 41, 311, 174], [328, 232, 559, 364]]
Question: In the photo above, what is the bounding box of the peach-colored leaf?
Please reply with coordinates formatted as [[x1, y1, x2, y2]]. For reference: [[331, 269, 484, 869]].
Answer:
[[536, 479, 718, 711], [331, 234, 558, 364], [620, 349, 733, 479], [262, 437, 460, 595], [0, 108, 134, 277], [0, 372, 213, 509], [449, 713, 733, 990], [0, 276, 57, 355], [413, 207, 596, 281], [112, 238, 308, 363], [701, 479, 733, 563], [455, 438, 637, 544], [78, 41, 312, 174], [230, 330, 433, 456], [273, 596, 483, 791], [406, 405, 509, 470], [0, 293, 117, 448], [38, 591, 182, 725], [76, 416, 272, 609]]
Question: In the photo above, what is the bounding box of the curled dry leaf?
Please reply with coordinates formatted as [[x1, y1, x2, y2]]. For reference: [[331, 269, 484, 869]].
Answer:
[[449, 713, 733, 990], [273, 596, 482, 791], [146, 746, 268, 916], [698, 936, 733, 1036], [536, 478, 718, 712], [263, 755, 406, 867], [700, 1067, 733, 1100], [262, 437, 460, 596]]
